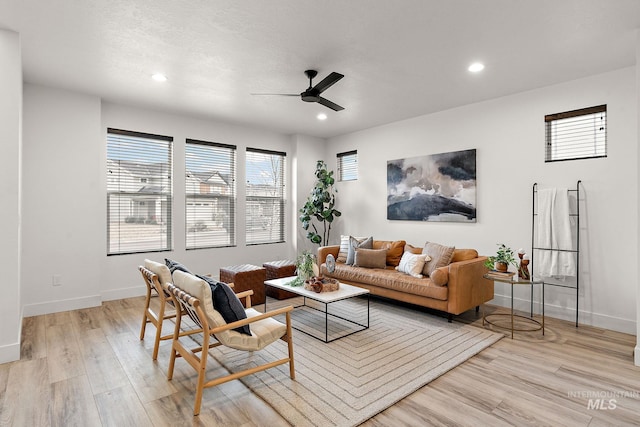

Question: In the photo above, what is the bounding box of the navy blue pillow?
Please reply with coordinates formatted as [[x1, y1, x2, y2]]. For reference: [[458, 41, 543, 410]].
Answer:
[[165, 258, 192, 275], [197, 275, 251, 336]]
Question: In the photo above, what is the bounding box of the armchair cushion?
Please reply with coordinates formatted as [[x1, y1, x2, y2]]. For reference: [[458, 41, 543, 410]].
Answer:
[[144, 259, 172, 286]]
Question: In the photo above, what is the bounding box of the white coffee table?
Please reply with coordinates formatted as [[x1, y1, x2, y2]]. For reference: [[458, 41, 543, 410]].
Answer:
[[264, 276, 370, 343]]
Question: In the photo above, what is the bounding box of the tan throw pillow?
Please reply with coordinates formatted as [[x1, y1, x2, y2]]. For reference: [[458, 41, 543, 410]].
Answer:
[[422, 242, 455, 277], [396, 252, 431, 278], [336, 235, 350, 263], [354, 248, 387, 269], [346, 236, 373, 265], [404, 243, 423, 254], [430, 267, 449, 286], [373, 240, 406, 267]]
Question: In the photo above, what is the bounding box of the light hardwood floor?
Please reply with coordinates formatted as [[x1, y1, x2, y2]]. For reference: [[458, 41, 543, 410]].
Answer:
[[1, 296, 639, 426]]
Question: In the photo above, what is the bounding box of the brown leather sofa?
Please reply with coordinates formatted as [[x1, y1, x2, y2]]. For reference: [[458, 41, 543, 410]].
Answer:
[[318, 242, 493, 321]]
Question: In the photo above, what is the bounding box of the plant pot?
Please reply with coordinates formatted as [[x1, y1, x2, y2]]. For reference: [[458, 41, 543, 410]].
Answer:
[[495, 261, 508, 272]]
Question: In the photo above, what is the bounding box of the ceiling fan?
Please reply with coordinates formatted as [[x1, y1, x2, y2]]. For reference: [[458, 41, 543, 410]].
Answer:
[[252, 69, 345, 111]]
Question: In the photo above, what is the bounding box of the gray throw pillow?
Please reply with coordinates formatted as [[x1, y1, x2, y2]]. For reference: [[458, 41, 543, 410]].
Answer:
[[197, 274, 251, 336], [165, 258, 192, 276], [346, 236, 373, 265]]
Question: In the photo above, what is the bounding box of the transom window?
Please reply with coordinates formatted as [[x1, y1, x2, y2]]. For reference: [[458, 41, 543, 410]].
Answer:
[[545, 105, 607, 162], [245, 148, 286, 245], [185, 139, 236, 249], [107, 128, 173, 255]]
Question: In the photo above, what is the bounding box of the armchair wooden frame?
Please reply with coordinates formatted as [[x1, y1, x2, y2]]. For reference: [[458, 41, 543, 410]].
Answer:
[[165, 283, 295, 416], [138, 265, 181, 360]]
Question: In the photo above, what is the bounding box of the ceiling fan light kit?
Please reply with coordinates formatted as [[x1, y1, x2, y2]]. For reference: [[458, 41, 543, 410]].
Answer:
[[252, 69, 345, 111]]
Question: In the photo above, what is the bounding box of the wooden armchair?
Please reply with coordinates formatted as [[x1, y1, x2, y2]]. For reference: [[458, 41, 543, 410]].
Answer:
[[165, 270, 295, 416], [138, 259, 182, 360]]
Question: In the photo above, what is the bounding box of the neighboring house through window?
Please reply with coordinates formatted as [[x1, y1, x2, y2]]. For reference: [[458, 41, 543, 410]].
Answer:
[[545, 105, 607, 162], [245, 148, 286, 244], [107, 128, 173, 255], [337, 150, 358, 181], [185, 139, 236, 249]]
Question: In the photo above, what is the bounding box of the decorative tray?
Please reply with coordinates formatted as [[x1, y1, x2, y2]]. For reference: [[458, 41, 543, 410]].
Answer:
[[303, 276, 340, 293]]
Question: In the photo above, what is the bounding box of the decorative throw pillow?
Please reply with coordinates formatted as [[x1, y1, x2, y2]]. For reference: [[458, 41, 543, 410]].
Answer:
[[373, 240, 406, 266], [354, 248, 387, 269], [404, 243, 423, 254], [337, 235, 350, 263], [396, 252, 431, 278], [429, 267, 449, 286], [422, 242, 455, 277], [165, 258, 193, 276], [346, 236, 373, 265], [197, 274, 251, 335]]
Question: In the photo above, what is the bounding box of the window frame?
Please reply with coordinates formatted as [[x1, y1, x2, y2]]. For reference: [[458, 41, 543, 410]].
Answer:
[[545, 104, 607, 163], [107, 128, 173, 256], [185, 139, 237, 250], [337, 150, 358, 181], [245, 147, 286, 245]]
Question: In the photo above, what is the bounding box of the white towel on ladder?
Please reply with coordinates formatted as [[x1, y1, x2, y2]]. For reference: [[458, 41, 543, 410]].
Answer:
[[536, 188, 576, 277]]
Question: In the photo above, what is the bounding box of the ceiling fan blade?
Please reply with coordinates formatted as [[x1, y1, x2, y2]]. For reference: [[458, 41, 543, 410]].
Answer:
[[312, 72, 344, 94], [316, 96, 344, 111], [250, 93, 300, 96]]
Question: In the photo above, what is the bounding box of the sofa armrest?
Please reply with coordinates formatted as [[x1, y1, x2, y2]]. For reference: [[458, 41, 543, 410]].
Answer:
[[317, 245, 340, 265], [446, 256, 494, 315]]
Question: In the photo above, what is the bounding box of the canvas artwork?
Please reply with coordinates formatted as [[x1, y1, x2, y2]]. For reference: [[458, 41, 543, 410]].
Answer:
[[387, 149, 477, 222]]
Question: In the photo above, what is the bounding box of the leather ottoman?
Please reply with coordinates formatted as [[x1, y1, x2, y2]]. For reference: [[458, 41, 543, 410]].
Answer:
[[263, 260, 297, 300], [219, 264, 266, 306]]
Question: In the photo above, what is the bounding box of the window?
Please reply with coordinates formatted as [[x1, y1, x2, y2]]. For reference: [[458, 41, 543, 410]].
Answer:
[[107, 128, 173, 255], [545, 105, 606, 162], [245, 148, 286, 245], [337, 150, 358, 181], [185, 139, 236, 249]]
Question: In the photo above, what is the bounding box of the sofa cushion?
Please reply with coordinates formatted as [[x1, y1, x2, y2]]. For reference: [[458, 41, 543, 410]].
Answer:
[[422, 242, 455, 277], [373, 240, 406, 266], [396, 251, 431, 278], [430, 266, 449, 286], [451, 249, 479, 263], [321, 263, 448, 301], [354, 248, 387, 269], [346, 236, 373, 265]]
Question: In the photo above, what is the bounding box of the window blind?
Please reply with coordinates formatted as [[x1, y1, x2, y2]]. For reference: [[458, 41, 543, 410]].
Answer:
[[337, 150, 358, 181], [107, 128, 173, 255], [545, 105, 607, 162], [245, 148, 286, 245], [185, 139, 236, 249]]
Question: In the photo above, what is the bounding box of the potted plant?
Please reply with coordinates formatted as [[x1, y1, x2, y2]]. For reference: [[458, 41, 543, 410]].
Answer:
[[484, 243, 518, 272], [290, 250, 319, 287], [299, 160, 341, 246]]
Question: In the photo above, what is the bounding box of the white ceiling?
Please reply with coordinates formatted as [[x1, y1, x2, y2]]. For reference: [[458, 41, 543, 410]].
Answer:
[[1, 0, 639, 138]]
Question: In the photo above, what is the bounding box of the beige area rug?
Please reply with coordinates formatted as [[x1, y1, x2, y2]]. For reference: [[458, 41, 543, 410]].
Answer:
[[203, 296, 502, 427]]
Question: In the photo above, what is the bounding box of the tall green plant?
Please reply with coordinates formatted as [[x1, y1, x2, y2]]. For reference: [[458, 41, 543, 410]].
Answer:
[[299, 160, 341, 246]]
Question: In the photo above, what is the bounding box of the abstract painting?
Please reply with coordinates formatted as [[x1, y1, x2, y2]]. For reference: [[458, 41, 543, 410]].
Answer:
[[387, 149, 476, 222]]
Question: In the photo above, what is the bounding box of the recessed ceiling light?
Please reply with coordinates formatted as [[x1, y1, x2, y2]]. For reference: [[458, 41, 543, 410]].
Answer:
[[151, 73, 167, 82], [468, 63, 485, 73], [317, 113, 328, 121]]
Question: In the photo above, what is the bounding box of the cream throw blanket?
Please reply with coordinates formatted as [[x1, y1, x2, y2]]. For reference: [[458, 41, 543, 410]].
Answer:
[[536, 188, 576, 277]]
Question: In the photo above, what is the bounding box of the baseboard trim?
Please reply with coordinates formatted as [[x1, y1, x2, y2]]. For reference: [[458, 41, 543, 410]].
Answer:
[[23, 295, 102, 317], [100, 285, 146, 302], [490, 293, 636, 335], [0, 342, 20, 364]]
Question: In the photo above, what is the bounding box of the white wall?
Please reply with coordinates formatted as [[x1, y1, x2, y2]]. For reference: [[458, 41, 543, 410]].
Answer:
[[21, 84, 103, 316], [327, 67, 638, 334], [635, 30, 640, 366], [99, 103, 297, 300], [0, 30, 22, 363]]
